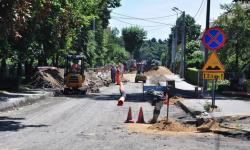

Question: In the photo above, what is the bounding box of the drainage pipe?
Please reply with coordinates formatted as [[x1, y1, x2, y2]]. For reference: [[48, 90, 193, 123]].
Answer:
[[118, 82, 126, 106]]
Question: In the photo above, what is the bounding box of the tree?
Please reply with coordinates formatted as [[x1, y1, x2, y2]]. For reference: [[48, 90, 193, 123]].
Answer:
[[213, 3, 250, 72], [121, 26, 147, 55], [166, 14, 201, 69], [158, 39, 163, 44], [151, 38, 157, 43]]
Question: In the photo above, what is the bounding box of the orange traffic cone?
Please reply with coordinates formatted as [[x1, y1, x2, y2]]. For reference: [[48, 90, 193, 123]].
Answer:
[[164, 93, 169, 105], [125, 107, 134, 123], [199, 87, 204, 98], [136, 107, 145, 123]]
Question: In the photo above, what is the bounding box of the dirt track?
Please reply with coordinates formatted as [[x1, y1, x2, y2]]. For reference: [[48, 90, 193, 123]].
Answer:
[[0, 74, 249, 150]]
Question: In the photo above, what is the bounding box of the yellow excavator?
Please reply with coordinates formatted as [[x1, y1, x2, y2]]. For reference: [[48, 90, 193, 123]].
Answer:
[[63, 53, 87, 95]]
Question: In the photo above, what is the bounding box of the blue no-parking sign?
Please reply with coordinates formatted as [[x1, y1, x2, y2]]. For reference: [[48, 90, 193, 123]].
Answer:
[[202, 27, 226, 50]]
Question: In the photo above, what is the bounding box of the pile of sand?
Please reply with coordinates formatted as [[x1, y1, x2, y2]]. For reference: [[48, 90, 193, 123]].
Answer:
[[148, 117, 197, 132], [197, 119, 220, 132], [145, 66, 173, 76]]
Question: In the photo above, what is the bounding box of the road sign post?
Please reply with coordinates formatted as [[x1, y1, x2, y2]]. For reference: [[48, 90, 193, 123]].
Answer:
[[202, 27, 226, 109]]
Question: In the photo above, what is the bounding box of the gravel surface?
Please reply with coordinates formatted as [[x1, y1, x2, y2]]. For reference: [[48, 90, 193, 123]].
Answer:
[[0, 74, 249, 150]]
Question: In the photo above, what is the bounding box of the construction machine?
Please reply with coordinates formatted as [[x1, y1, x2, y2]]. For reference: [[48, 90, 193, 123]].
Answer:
[[135, 66, 147, 83], [63, 53, 87, 95], [127, 59, 137, 72]]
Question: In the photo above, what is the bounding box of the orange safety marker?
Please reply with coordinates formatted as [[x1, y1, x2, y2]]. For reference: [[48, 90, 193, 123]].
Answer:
[[164, 93, 169, 105], [136, 107, 145, 123], [125, 107, 134, 123]]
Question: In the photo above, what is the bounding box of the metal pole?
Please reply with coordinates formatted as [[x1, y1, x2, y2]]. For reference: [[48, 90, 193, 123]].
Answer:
[[212, 80, 214, 107], [180, 11, 185, 78], [166, 49, 168, 68], [173, 14, 178, 74], [171, 31, 174, 71], [93, 18, 95, 42], [204, 0, 210, 90], [184, 26, 187, 78]]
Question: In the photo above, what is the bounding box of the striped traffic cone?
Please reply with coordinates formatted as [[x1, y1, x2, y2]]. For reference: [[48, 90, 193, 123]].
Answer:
[[199, 87, 204, 98], [164, 93, 169, 105], [125, 107, 134, 123], [136, 107, 145, 123]]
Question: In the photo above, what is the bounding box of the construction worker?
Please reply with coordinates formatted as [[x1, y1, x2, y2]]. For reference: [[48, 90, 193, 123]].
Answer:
[[112, 65, 116, 83], [70, 60, 80, 72], [116, 67, 120, 85], [111, 66, 114, 83]]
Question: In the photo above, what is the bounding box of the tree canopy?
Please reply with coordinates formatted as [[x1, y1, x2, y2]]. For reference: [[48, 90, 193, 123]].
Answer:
[[213, 3, 250, 72], [121, 26, 147, 55]]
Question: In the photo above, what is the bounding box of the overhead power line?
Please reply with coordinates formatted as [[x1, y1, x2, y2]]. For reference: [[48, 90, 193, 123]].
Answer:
[[146, 26, 168, 32], [196, 0, 206, 21], [111, 18, 172, 27], [194, 0, 205, 19], [111, 14, 177, 20], [111, 12, 173, 26]]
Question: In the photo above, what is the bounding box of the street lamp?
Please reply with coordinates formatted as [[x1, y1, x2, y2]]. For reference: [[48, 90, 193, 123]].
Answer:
[[172, 8, 179, 74], [173, 7, 185, 78]]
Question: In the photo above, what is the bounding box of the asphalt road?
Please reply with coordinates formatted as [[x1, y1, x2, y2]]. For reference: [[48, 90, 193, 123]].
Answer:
[[0, 74, 249, 150]]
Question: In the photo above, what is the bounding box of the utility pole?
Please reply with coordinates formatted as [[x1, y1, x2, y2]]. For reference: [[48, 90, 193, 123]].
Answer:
[[204, 0, 210, 90], [180, 11, 185, 78], [171, 31, 174, 71], [92, 18, 95, 69], [173, 14, 178, 74], [184, 26, 187, 78]]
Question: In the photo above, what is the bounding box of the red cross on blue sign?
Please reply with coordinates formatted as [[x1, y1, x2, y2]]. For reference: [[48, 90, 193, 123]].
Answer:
[[202, 27, 226, 50]]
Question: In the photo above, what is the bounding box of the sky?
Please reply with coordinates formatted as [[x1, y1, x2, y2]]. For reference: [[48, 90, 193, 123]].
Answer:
[[108, 0, 233, 41]]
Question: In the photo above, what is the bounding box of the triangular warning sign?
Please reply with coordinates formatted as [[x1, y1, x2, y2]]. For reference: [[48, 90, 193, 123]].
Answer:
[[202, 52, 225, 72]]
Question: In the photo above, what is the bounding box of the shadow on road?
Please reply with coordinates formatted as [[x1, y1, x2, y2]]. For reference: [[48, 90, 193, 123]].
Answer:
[[0, 116, 49, 132]]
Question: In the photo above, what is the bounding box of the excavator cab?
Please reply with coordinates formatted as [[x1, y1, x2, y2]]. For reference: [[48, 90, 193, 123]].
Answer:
[[64, 54, 86, 95]]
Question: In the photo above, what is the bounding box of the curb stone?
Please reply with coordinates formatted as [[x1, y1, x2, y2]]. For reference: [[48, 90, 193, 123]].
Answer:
[[0, 91, 54, 113]]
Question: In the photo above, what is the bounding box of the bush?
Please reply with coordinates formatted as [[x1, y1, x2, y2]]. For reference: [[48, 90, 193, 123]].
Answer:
[[186, 68, 199, 85], [186, 58, 204, 69]]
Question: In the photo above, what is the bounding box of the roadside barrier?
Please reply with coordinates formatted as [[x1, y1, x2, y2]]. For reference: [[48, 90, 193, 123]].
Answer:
[[125, 107, 134, 123], [136, 107, 145, 123]]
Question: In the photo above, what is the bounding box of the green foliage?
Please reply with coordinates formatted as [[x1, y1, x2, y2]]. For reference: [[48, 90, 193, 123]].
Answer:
[[214, 3, 250, 74], [122, 26, 147, 54], [167, 15, 201, 68], [204, 100, 212, 111], [186, 68, 199, 85]]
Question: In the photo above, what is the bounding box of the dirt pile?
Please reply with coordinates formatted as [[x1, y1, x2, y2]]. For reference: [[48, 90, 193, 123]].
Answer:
[[197, 119, 221, 132], [105, 75, 130, 84], [169, 96, 186, 104], [22, 69, 104, 89], [148, 117, 197, 132], [128, 70, 137, 74], [85, 70, 100, 81], [145, 66, 173, 76], [22, 69, 64, 88]]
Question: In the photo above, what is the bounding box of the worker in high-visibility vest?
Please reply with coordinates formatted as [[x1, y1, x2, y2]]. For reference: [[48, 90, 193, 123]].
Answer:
[[116, 67, 120, 85], [70, 60, 80, 72]]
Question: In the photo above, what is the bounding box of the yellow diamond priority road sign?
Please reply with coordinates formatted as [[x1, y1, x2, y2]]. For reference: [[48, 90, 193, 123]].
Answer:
[[202, 52, 225, 72]]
